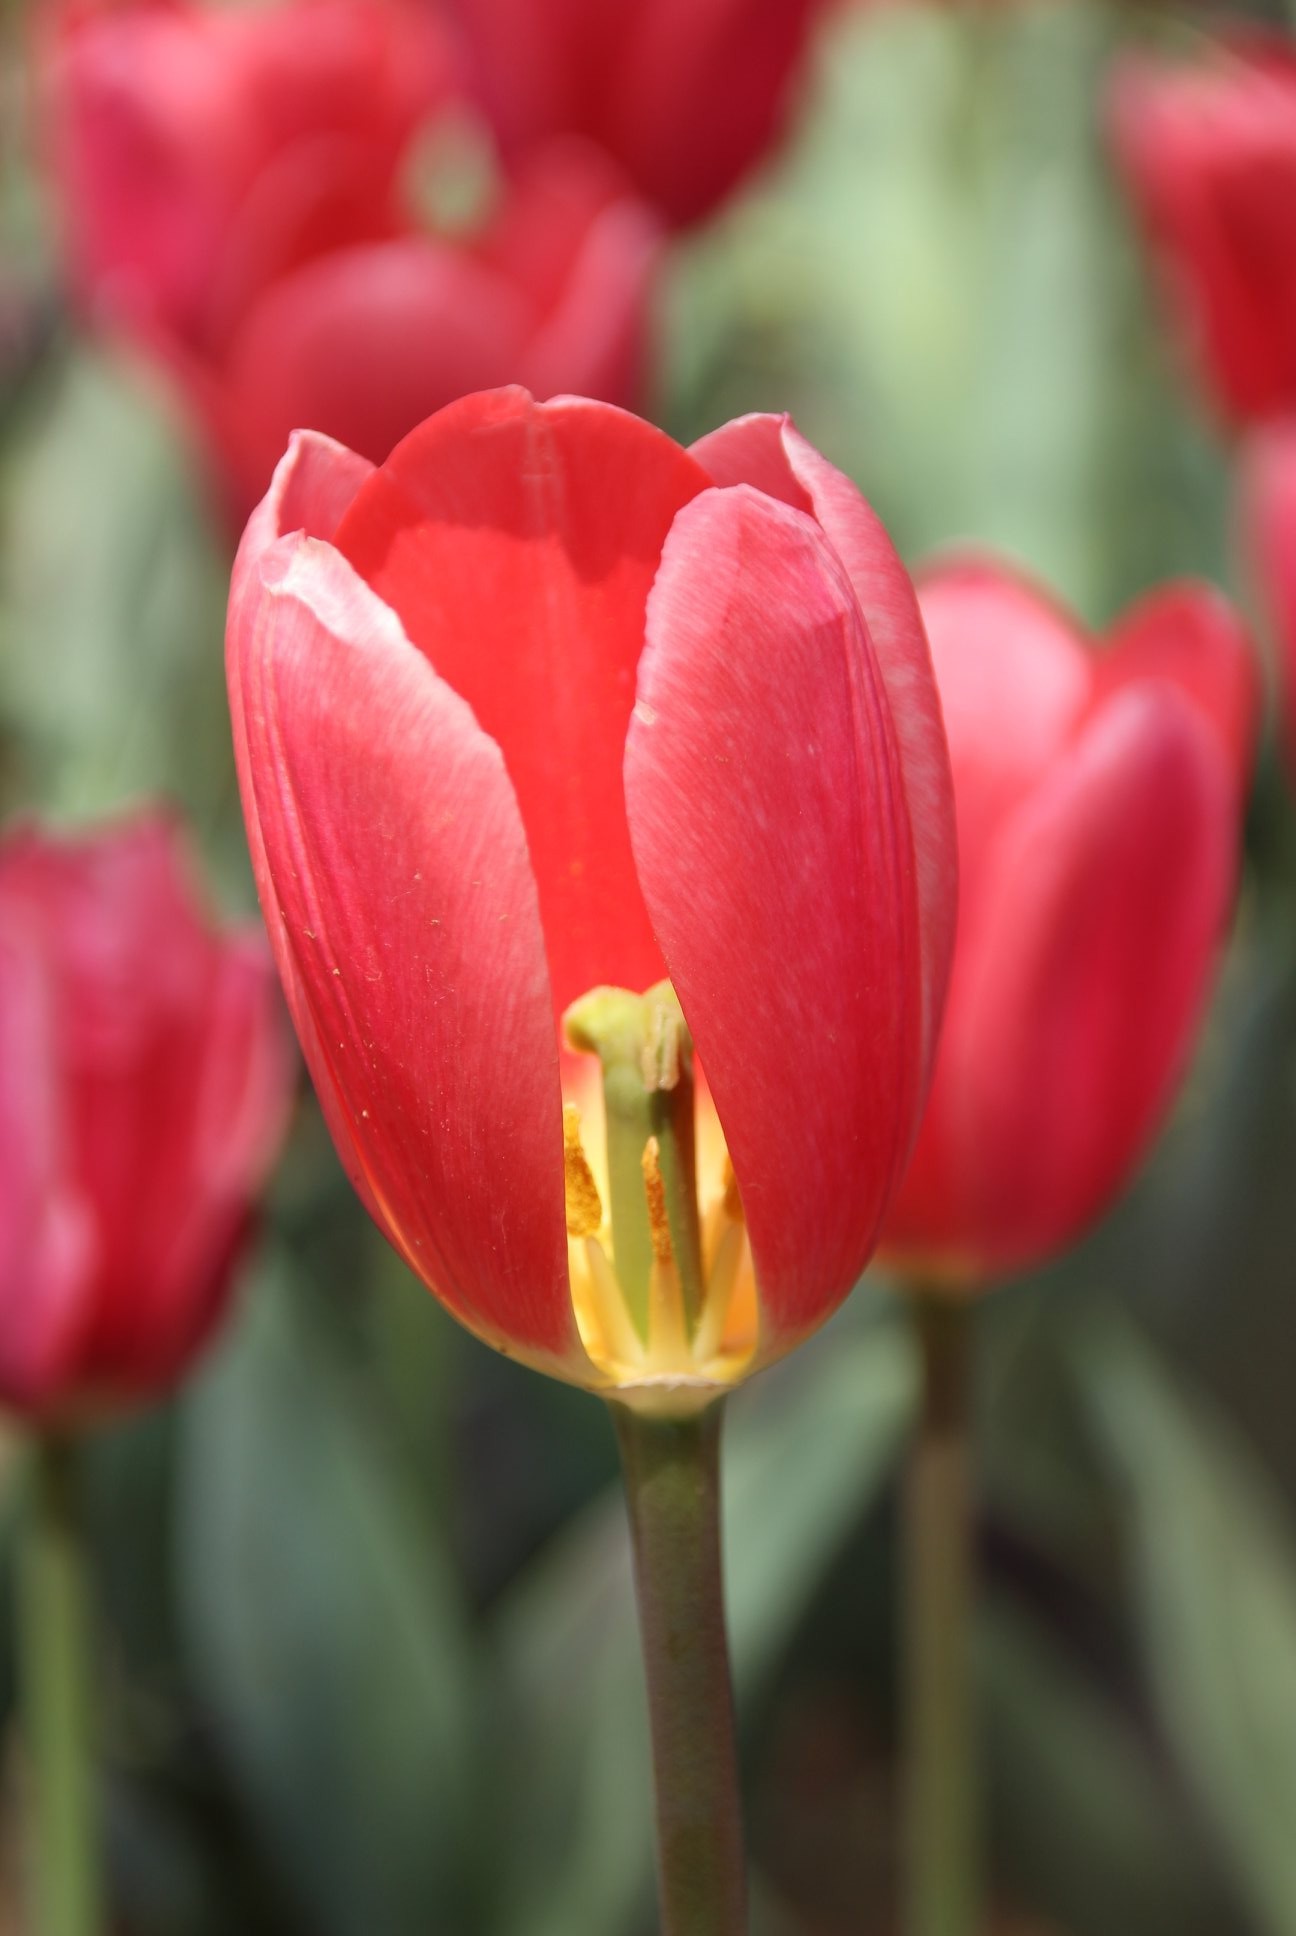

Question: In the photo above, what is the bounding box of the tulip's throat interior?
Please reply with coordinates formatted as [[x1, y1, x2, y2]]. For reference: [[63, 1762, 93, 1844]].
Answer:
[[562, 983, 757, 1389]]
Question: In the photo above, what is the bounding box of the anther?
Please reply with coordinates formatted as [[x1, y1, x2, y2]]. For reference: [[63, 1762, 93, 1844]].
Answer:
[[563, 1104, 603, 1238], [641, 1137, 675, 1265]]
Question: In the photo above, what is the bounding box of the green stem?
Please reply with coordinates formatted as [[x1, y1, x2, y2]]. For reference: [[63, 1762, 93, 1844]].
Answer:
[[903, 1294, 980, 1936], [612, 1402, 747, 1936], [19, 1435, 103, 1936]]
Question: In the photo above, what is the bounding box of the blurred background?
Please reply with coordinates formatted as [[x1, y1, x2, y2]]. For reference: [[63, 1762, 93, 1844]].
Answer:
[[2, 0, 1296, 1931]]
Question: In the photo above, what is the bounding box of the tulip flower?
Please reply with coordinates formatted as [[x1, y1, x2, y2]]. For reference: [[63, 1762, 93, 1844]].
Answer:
[[442, 0, 832, 228], [227, 385, 955, 1932], [882, 557, 1256, 1288], [44, 0, 662, 519], [1241, 418, 1296, 777], [1108, 34, 1296, 426], [879, 557, 1255, 1936], [0, 811, 293, 1419], [227, 386, 956, 1404]]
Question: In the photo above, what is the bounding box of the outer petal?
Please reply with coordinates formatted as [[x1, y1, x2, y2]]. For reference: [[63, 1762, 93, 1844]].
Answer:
[[885, 685, 1237, 1278], [0, 922, 95, 1414], [625, 486, 922, 1346], [333, 386, 709, 1016], [916, 558, 1093, 888], [236, 426, 374, 569], [1242, 417, 1296, 775], [692, 412, 956, 1090], [227, 528, 579, 1369], [1096, 579, 1259, 787]]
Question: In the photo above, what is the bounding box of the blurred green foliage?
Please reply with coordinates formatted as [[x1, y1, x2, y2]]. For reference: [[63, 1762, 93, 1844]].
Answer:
[[1, 3, 1295, 1932]]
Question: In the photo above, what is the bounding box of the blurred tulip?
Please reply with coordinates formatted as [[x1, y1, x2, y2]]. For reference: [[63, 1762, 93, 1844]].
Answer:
[[442, 0, 831, 227], [227, 392, 957, 1407], [1242, 419, 1296, 777], [44, 0, 662, 519], [1109, 35, 1296, 426], [0, 813, 293, 1419], [882, 559, 1256, 1285]]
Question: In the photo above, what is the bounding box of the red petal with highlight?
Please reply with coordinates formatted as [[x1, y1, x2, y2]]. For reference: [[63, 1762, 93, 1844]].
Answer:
[[625, 485, 922, 1345], [227, 530, 578, 1366], [693, 412, 956, 1091]]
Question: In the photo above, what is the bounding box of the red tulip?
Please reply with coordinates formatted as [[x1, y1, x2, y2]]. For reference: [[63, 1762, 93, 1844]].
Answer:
[[1109, 34, 1296, 426], [880, 559, 1255, 1286], [1242, 417, 1296, 775], [227, 391, 957, 1405], [442, 0, 831, 228], [44, 0, 661, 519], [45, 0, 452, 344], [0, 813, 293, 1419]]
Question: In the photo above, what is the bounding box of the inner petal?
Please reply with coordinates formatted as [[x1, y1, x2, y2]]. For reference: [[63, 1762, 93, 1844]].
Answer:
[[332, 386, 710, 1018]]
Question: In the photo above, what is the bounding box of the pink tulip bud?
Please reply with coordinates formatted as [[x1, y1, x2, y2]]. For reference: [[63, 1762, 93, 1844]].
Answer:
[[1109, 34, 1296, 427], [882, 557, 1257, 1286], [442, 0, 832, 229], [0, 813, 294, 1420], [226, 393, 958, 1409]]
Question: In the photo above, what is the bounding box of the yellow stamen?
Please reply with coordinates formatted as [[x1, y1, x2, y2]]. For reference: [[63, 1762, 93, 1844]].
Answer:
[[692, 1220, 745, 1365], [641, 1136, 674, 1264], [563, 1104, 602, 1238]]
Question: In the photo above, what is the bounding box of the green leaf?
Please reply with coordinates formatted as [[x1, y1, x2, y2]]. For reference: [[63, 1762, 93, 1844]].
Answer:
[[1077, 1313, 1296, 1936], [490, 1299, 916, 1936], [176, 1259, 478, 1936]]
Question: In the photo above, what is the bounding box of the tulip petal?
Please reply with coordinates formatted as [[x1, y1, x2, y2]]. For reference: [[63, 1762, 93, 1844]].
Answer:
[[1097, 580, 1258, 785], [334, 386, 709, 1016], [693, 412, 957, 1089], [624, 485, 922, 1345], [228, 530, 579, 1368], [903, 686, 1236, 1276], [237, 427, 374, 571]]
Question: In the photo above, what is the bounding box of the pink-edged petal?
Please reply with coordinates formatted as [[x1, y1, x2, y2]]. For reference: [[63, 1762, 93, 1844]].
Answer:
[[1097, 579, 1259, 787], [228, 529, 580, 1369], [693, 412, 956, 1091], [624, 485, 923, 1347], [0, 922, 96, 1414], [887, 685, 1238, 1278], [236, 427, 374, 573], [1242, 417, 1296, 773], [917, 557, 1094, 886], [333, 386, 710, 1017]]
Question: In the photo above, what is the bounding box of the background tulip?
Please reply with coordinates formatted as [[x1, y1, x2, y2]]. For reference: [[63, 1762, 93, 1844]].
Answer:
[[227, 389, 956, 1403], [1109, 35, 1296, 427], [43, 0, 662, 520], [882, 559, 1256, 1286], [0, 812, 293, 1419], [441, 0, 832, 227]]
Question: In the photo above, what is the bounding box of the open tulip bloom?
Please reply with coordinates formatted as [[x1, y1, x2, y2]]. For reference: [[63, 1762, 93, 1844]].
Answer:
[[227, 385, 956, 1409], [227, 383, 956, 1929]]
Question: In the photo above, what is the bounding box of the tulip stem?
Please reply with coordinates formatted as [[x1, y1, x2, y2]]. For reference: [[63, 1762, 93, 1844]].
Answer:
[[612, 1401, 747, 1936], [19, 1434, 104, 1936], [903, 1293, 981, 1936]]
